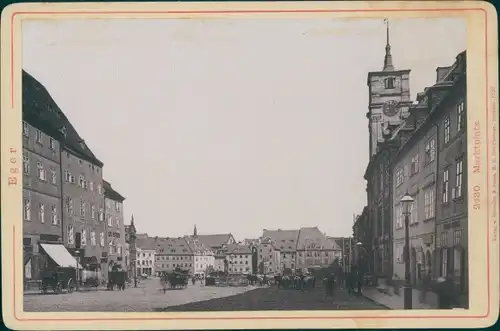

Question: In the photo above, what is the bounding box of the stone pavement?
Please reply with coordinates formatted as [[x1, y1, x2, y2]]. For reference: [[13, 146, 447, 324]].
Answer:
[[23, 278, 257, 312], [362, 286, 437, 309], [158, 284, 388, 311]]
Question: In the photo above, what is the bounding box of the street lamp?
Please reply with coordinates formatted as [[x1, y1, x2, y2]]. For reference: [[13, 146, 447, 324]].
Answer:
[[401, 191, 415, 310]]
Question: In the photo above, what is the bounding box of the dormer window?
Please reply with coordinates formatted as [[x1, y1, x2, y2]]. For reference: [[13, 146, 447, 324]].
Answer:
[[384, 77, 395, 89], [59, 126, 67, 138]]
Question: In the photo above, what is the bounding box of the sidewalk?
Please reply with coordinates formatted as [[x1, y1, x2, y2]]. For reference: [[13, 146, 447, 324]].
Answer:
[[362, 286, 437, 309]]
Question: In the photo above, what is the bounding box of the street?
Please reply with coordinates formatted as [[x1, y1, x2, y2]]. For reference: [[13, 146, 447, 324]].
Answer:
[[23, 278, 256, 312], [158, 284, 388, 311], [24, 278, 387, 312]]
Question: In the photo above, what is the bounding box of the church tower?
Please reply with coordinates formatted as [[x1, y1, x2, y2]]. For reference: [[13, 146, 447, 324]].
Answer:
[[367, 19, 412, 157], [193, 224, 198, 237]]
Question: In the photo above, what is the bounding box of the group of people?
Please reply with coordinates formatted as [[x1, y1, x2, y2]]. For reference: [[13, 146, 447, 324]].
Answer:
[[324, 266, 364, 297]]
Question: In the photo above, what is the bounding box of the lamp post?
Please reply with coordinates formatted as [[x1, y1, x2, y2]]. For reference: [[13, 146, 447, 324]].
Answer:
[[401, 191, 415, 310], [133, 260, 138, 288], [75, 250, 80, 292]]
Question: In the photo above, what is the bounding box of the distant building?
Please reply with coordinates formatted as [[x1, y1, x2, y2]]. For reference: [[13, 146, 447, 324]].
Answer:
[[153, 237, 194, 276], [257, 237, 281, 274], [296, 227, 341, 270], [222, 244, 252, 274], [103, 180, 126, 272], [327, 236, 353, 267], [186, 230, 215, 277], [135, 245, 155, 276], [262, 229, 299, 270], [195, 232, 236, 250]]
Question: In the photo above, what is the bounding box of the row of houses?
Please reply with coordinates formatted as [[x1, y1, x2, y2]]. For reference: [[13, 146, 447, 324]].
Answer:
[[22, 70, 129, 283], [130, 225, 351, 277], [352, 29, 467, 304]]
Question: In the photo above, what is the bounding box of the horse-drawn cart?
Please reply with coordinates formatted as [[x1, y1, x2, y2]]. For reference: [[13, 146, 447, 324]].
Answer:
[[40, 267, 76, 294], [160, 269, 189, 292], [107, 270, 127, 291]]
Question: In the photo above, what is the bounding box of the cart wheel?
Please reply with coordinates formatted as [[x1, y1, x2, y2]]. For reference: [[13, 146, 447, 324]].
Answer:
[[67, 279, 75, 293]]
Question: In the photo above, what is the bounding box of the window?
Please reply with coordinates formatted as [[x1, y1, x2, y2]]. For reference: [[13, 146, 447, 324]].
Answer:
[[23, 155, 30, 175], [384, 77, 395, 89], [395, 167, 404, 187], [444, 116, 451, 144], [89, 182, 94, 192], [453, 229, 462, 246], [36, 162, 47, 181], [115, 202, 121, 212], [99, 209, 104, 222], [106, 201, 111, 212], [23, 121, 29, 137], [424, 188, 435, 219], [395, 204, 403, 229], [109, 238, 114, 254], [97, 185, 102, 194], [81, 229, 87, 246], [23, 199, 31, 221], [91, 205, 96, 219], [36, 129, 43, 144], [441, 248, 448, 277], [51, 205, 58, 225], [424, 137, 436, 164], [442, 169, 449, 204], [116, 217, 120, 228], [64, 170, 71, 182], [80, 200, 86, 216], [456, 160, 463, 198], [39, 203, 45, 223], [457, 101, 465, 132], [65, 196, 73, 214], [100, 232, 105, 247], [49, 137, 56, 151], [90, 231, 96, 246], [410, 199, 417, 224], [67, 226, 74, 245], [79, 175, 85, 187], [48, 169, 56, 185], [410, 153, 419, 175], [69, 174, 76, 184], [108, 215, 113, 227]]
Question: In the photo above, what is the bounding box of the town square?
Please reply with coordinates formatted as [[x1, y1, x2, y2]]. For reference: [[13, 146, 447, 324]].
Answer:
[[20, 16, 467, 312]]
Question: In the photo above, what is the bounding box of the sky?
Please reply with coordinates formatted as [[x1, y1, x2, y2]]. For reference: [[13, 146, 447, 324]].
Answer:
[[22, 17, 466, 240]]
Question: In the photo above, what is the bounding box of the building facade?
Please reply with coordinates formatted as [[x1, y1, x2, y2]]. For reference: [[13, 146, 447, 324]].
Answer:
[[186, 233, 215, 277], [223, 244, 252, 274], [257, 237, 281, 274], [153, 237, 194, 276], [262, 229, 298, 271], [136, 246, 155, 276], [103, 180, 126, 271], [295, 227, 341, 270], [433, 52, 468, 299], [352, 207, 371, 270]]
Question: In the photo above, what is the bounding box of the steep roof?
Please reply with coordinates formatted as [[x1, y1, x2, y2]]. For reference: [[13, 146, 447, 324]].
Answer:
[[262, 229, 299, 252], [103, 180, 126, 202], [222, 243, 252, 255], [296, 227, 335, 251], [22, 70, 103, 167], [326, 237, 343, 250], [196, 234, 235, 249], [149, 237, 194, 255], [185, 236, 213, 254]]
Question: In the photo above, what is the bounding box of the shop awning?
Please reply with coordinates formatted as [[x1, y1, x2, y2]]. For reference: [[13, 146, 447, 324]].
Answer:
[[40, 243, 82, 268]]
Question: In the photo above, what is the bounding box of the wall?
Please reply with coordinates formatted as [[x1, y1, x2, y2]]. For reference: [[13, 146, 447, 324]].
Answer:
[[105, 196, 125, 269], [61, 149, 106, 268]]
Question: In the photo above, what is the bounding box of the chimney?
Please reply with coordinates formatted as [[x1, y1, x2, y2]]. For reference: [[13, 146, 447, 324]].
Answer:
[[436, 66, 452, 83]]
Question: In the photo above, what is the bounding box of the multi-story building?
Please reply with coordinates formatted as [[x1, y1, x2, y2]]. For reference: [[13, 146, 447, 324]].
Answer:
[[153, 237, 194, 276], [257, 237, 281, 274], [391, 87, 441, 284], [433, 51, 468, 300], [135, 236, 156, 276], [186, 230, 215, 277], [352, 207, 370, 269], [103, 180, 126, 271], [22, 70, 65, 281], [327, 236, 353, 268], [213, 249, 227, 272], [222, 244, 252, 274], [295, 227, 341, 270], [365, 23, 412, 279], [262, 229, 298, 270]]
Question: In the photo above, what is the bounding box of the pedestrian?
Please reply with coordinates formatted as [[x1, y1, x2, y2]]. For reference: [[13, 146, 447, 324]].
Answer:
[[347, 269, 355, 296], [435, 275, 456, 309], [419, 270, 431, 303], [192, 277, 196, 285], [357, 268, 363, 294]]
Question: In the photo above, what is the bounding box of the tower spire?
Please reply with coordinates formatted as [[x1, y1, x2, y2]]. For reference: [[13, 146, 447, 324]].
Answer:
[[194, 224, 198, 236], [383, 18, 394, 71]]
